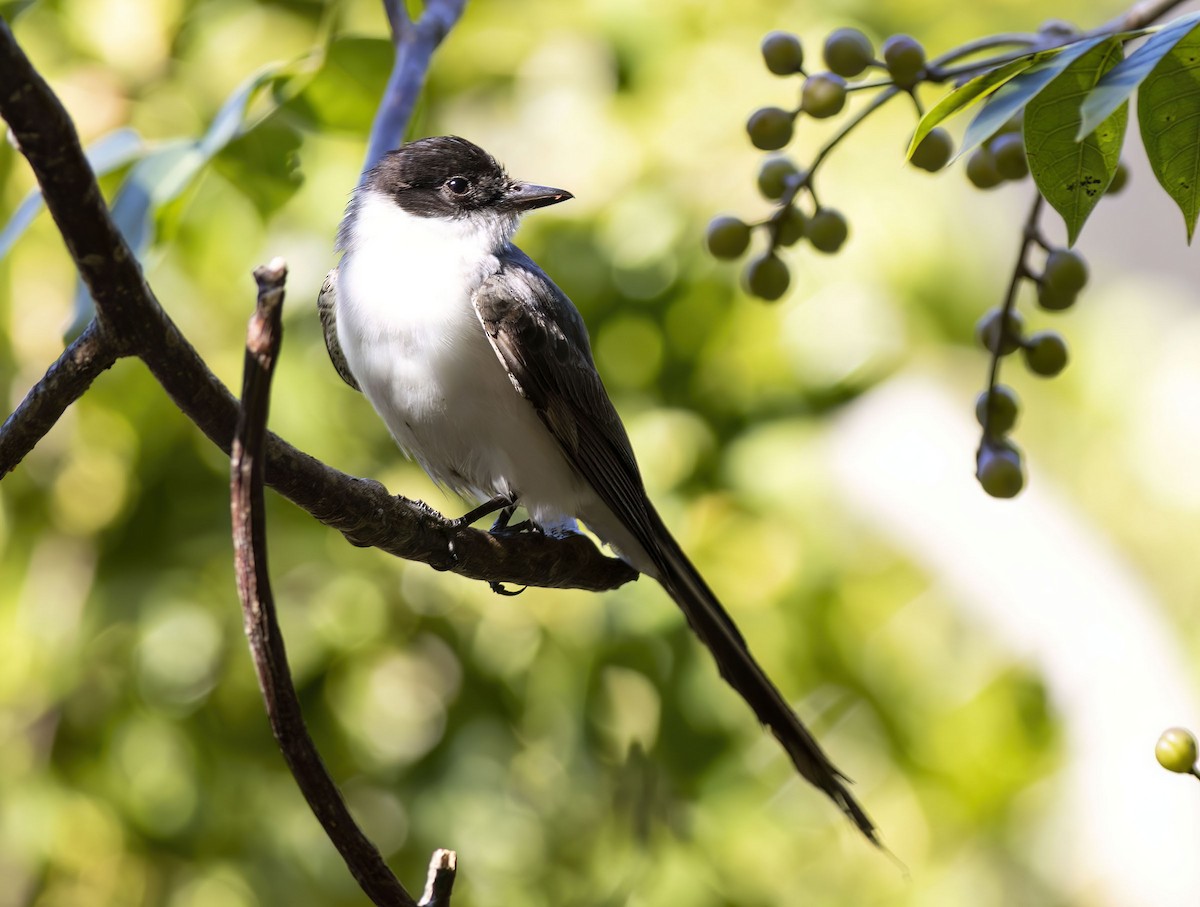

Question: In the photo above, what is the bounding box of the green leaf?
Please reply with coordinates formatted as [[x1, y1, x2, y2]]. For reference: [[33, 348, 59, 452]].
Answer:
[[283, 36, 393, 133], [1138, 25, 1200, 241], [0, 127, 144, 259], [1026, 38, 1127, 245], [907, 54, 1041, 159], [959, 36, 1112, 161], [1079, 12, 1200, 138], [212, 117, 305, 219]]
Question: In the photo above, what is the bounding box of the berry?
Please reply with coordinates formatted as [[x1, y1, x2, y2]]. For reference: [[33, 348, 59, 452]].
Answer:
[[1037, 282, 1078, 312], [990, 133, 1028, 180], [775, 206, 807, 246], [747, 107, 795, 151], [1043, 249, 1088, 294], [977, 442, 1024, 499], [807, 208, 848, 253], [910, 128, 954, 172], [757, 157, 800, 200], [823, 28, 874, 78], [706, 216, 751, 259], [976, 307, 1024, 356], [801, 73, 847, 119], [882, 34, 925, 89], [975, 385, 1019, 435], [1023, 331, 1069, 377], [1156, 727, 1199, 774], [1108, 161, 1129, 194], [966, 147, 1003, 189], [762, 31, 804, 76], [745, 253, 790, 301]]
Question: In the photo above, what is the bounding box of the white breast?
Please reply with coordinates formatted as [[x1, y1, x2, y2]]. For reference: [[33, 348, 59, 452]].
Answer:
[[333, 190, 592, 526]]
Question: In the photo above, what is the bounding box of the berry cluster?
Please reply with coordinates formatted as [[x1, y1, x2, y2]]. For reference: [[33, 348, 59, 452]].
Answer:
[[710, 23, 1140, 498], [708, 28, 935, 301], [974, 242, 1088, 498]]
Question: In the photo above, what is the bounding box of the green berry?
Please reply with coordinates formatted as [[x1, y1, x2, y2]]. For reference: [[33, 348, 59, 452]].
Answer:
[[1044, 249, 1088, 294], [801, 73, 847, 119], [882, 34, 925, 89], [910, 128, 954, 172], [976, 307, 1024, 356], [1107, 162, 1129, 195], [1156, 727, 1199, 774], [747, 107, 795, 151], [990, 133, 1028, 180], [1037, 282, 1078, 312], [745, 253, 790, 301], [975, 385, 1019, 435], [706, 216, 752, 259], [823, 28, 874, 78], [757, 157, 800, 200], [807, 208, 848, 253], [966, 147, 1003, 189], [1023, 331, 1069, 377], [775, 206, 807, 247], [762, 31, 804, 76], [977, 442, 1024, 499]]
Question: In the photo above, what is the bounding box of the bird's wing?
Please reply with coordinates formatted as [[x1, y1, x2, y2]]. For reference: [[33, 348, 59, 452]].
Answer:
[[317, 269, 361, 391], [472, 248, 660, 557]]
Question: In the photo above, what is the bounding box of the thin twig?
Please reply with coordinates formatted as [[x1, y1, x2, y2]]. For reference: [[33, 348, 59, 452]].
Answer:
[[362, 0, 468, 175], [232, 259, 418, 907], [979, 193, 1044, 442], [0, 319, 119, 477]]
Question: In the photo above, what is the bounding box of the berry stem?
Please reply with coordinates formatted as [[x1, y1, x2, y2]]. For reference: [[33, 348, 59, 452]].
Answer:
[[809, 86, 901, 176], [980, 193, 1044, 442]]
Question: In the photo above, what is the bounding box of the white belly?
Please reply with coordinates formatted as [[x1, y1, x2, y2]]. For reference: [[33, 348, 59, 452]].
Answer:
[[334, 191, 591, 528]]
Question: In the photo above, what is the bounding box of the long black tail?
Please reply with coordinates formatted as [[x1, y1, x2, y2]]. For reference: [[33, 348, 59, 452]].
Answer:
[[645, 507, 877, 844]]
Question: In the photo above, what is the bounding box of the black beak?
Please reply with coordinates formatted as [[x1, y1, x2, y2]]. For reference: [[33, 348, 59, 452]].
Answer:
[[502, 182, 574, 212]]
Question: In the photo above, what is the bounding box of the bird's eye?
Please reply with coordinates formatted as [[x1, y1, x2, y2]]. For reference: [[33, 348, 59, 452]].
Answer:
[[445, 177, 470, 194]]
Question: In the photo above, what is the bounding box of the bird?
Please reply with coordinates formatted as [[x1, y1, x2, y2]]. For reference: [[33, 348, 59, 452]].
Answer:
[[321, 135, 875, 842]]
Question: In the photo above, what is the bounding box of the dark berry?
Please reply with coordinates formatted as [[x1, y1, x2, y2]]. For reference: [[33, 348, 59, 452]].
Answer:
[[823, 28, 874, 78], [745, 253, 791, 300], [807, 208, 848, 253], [1023, 331, 1069, 377], [747, 107, 795, 151], [966, 147, 1003, 189], [706, 216, 752, 259], [762, 31, 804, 76], [910, 128, 954, 172], [801, 73, 847, 119]]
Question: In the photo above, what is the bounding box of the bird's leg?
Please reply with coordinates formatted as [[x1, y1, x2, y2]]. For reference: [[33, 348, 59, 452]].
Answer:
[[447, 494, 516, 529]]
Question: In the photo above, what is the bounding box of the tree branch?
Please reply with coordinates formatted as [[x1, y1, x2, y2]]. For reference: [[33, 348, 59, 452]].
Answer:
[[0, 318, 119, 477], [233, 259, 422, 907], [362, 0, 468, 175], [0, 16, 635, 594]]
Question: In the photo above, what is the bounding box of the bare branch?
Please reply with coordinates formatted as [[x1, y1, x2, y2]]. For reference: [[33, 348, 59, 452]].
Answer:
[[0, 319, 119, 477], [0, 17, 635, 594], [382, 0, 412, 40], [362, 0, 469, 175], [418, 850, 457, 907], [232, 259, 418, 907]]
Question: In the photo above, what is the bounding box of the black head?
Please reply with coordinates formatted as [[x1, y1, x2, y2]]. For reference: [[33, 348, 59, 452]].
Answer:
[[364, 136, 572, 219]]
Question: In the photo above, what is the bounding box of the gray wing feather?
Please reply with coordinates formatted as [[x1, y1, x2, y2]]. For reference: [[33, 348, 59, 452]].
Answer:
[[317, 269, 361, 392], [472, 248, 659, 558]]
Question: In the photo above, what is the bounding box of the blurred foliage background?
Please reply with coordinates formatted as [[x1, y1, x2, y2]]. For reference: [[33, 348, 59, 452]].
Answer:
[[2, 0, 1199, 904]]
